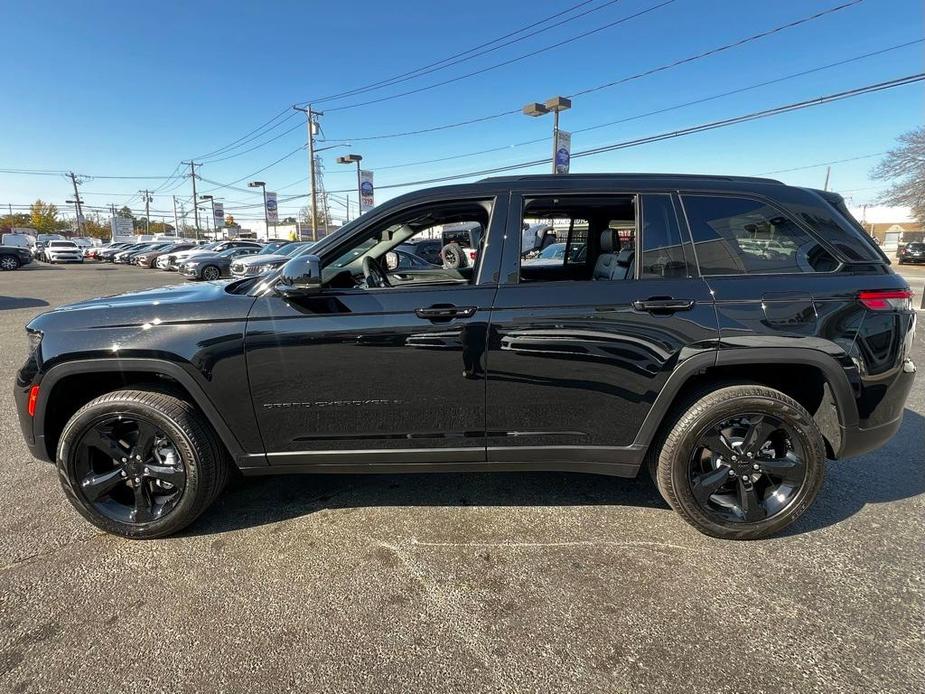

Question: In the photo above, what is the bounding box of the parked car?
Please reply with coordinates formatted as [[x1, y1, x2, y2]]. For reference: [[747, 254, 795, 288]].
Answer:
[[0, 244, 33, 271], [99, 242, 146, 262], [133, 242, 195, 269], [440, 222, 482, 268], [127, 242, 173, 265], [396, 237, 443, 266], [230, 241, 313, 278], [14, 173, 914, 541], [897, 241, 925, 264], [44, 240, 84, 264], [162, 240, 260, 271], [85, 242, 128, 260], [113, 243, 160, 264], [179, 246, 262, 281], [521, 242, 587, 266]]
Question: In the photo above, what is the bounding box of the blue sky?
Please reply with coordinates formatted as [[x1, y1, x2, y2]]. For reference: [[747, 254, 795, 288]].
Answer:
[[0, 0, 922, 227]]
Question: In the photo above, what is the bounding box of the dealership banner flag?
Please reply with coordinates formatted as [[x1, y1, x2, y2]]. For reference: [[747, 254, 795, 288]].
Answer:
[[555, 130, 571, 174], [265, 192, 278, 224], [213, 202, 224, 228], [359, 170, 375, 213]]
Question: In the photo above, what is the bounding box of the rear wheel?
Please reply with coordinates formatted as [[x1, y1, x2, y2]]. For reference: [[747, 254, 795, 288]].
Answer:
[[655, 385, 825, 540], [0, 254, 19, 271], [57, 390, 229, 539]]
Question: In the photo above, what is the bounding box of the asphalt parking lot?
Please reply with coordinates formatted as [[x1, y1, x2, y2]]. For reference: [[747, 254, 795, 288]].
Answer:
[[0, 261, 923, 694]]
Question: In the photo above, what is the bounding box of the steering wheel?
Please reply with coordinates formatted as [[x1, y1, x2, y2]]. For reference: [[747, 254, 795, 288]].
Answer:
[[362, 255, 391, 288]]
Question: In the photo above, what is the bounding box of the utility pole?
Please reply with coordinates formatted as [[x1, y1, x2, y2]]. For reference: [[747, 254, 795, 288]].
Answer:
[[67, 172, 85, 234], [293, 105, 321, 241], [139, 190, 153, 234], [823, 166, 831, 191], [182, 161, 201, 238]]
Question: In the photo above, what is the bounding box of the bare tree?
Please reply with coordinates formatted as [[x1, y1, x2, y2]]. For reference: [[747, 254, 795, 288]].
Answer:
[[871, 126, 925, 224]]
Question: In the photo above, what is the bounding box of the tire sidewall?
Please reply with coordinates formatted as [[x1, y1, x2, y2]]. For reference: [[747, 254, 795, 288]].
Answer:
[[662, 392, 825, 539], [0, 255, 19, 271], [57, 397, 208, 538]]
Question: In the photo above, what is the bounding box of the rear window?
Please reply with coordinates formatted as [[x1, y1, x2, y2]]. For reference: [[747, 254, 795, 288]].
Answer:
[[682, 195, 838, 275]]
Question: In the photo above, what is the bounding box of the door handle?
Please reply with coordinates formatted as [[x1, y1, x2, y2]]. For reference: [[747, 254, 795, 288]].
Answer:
[[415, 305, 478, 321], [632, 298, 695, 313]]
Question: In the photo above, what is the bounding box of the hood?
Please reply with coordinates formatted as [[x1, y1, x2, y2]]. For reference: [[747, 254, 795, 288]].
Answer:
[[28, 281, 252, 333], [181, 252, 227, 264]]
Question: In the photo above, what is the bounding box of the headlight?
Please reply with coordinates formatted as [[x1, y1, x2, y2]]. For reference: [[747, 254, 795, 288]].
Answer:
[[254, 263, 281, 273]]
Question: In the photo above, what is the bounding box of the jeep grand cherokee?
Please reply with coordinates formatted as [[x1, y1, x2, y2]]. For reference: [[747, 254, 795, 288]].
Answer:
[[14, 173, 915, 540]]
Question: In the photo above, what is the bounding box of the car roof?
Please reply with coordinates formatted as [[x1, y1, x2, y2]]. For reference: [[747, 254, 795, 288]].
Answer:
[[480, 172, 783, 185]]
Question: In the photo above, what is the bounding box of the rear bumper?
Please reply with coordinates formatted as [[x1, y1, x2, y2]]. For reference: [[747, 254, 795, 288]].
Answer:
[[837, 416, 904, 460]]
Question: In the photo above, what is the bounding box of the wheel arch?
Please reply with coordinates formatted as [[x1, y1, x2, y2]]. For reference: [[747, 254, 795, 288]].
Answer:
[[636, 348, 860, 460], [35, 358, 248, 465]]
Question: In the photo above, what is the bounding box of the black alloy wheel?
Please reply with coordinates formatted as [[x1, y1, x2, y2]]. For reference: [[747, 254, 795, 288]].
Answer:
[[0, 254, 20, 271], [655, 385, 825, 540], [57, 389, 229, 538], [688, 413, 806, 524], [201, 265, 221, 281], [73, 415, 186, 524]]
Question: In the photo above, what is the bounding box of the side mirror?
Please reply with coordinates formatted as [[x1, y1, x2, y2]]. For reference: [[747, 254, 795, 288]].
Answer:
[[276, 254, 322, 296], [384, 251, 399, 271]]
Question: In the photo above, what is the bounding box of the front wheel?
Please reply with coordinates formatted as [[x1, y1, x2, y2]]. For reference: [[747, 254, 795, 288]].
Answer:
[[57, 390, 229, 539], [201, 265, 221, 281], [655, 385, 825, 540], [0, 254, 19, 271]]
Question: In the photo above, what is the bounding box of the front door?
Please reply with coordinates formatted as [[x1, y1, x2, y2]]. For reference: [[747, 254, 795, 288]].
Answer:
[[485, 190, 719, 471], [245, 194, 506, 467]]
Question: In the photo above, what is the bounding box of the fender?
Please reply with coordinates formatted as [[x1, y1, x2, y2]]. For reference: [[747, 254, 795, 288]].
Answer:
[[632, 346, 860, 451], [33, 358, 260, 467]]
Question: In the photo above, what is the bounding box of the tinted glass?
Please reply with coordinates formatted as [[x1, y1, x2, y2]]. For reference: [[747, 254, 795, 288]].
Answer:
[[682, 195, 838, 275], [641, 195, 688, 279]]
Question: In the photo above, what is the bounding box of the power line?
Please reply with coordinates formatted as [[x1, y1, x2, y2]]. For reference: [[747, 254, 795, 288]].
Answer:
[[755, 152, 889, 175], [322, 0, 678, 112], [334, 0, 868, 140], [308, 0, 621, 104], [312, 73, 923, 195], [193, 107, 296, 161]]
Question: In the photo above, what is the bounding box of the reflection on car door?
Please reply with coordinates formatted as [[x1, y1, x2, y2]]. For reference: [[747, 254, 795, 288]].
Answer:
[[244, 195, 508, 468], [485, 190, 719, 473]]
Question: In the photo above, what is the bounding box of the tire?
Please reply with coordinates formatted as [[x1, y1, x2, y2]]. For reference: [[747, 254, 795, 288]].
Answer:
[[655, 385, 825, 540], [442, 242, 467, 269], [201, 265, 221, 281], [0, 254, 19, 271], [56, 389, 230, 539]]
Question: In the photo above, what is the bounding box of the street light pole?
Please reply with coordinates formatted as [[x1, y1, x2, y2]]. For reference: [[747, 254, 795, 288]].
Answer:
[[337, 153, 364, 217], [522, 96, 572, 174], [248, 182, 268, 237], [200, 195, 217, 240]]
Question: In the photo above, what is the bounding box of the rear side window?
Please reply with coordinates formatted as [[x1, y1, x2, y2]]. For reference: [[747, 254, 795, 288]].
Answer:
[[682, 195, 838, 275], [640, 195, 689, 279]]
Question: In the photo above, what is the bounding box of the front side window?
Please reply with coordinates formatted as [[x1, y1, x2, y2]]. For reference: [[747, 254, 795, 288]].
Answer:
[[682, 195, 838, 275], [322, 198, 493, 289]]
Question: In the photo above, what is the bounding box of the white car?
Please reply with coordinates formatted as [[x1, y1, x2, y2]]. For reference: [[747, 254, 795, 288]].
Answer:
[[45, 240, 84, 264]]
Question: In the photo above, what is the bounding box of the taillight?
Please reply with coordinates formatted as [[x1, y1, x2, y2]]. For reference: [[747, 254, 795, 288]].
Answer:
[[27, 385, 39, 417], [858, 289, 913, 310], [468, 250, 477, 261]]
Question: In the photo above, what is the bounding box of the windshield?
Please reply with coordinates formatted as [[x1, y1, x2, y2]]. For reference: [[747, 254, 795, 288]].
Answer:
[[538, 243, 566, 259]]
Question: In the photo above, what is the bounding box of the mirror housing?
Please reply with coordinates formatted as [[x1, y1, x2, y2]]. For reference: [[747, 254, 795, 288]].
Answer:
[[276, 254, 322, 297], [384, 250, 399, 271]]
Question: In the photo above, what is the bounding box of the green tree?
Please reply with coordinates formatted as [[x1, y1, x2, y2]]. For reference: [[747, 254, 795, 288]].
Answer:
[[0, 212, 31, 233], [29, 200, 60, 233], [871, 126, 925, 224]]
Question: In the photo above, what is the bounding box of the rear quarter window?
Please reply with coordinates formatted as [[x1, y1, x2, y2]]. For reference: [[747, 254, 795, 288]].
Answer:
[[681, 194, 838, 275]]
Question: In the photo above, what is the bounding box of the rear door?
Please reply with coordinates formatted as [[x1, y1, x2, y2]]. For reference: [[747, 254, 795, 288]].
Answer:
[[485, 188, 719, 470]]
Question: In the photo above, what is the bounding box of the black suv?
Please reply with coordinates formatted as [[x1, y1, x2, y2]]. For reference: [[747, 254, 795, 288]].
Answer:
[[14, 174, 916, 540]]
